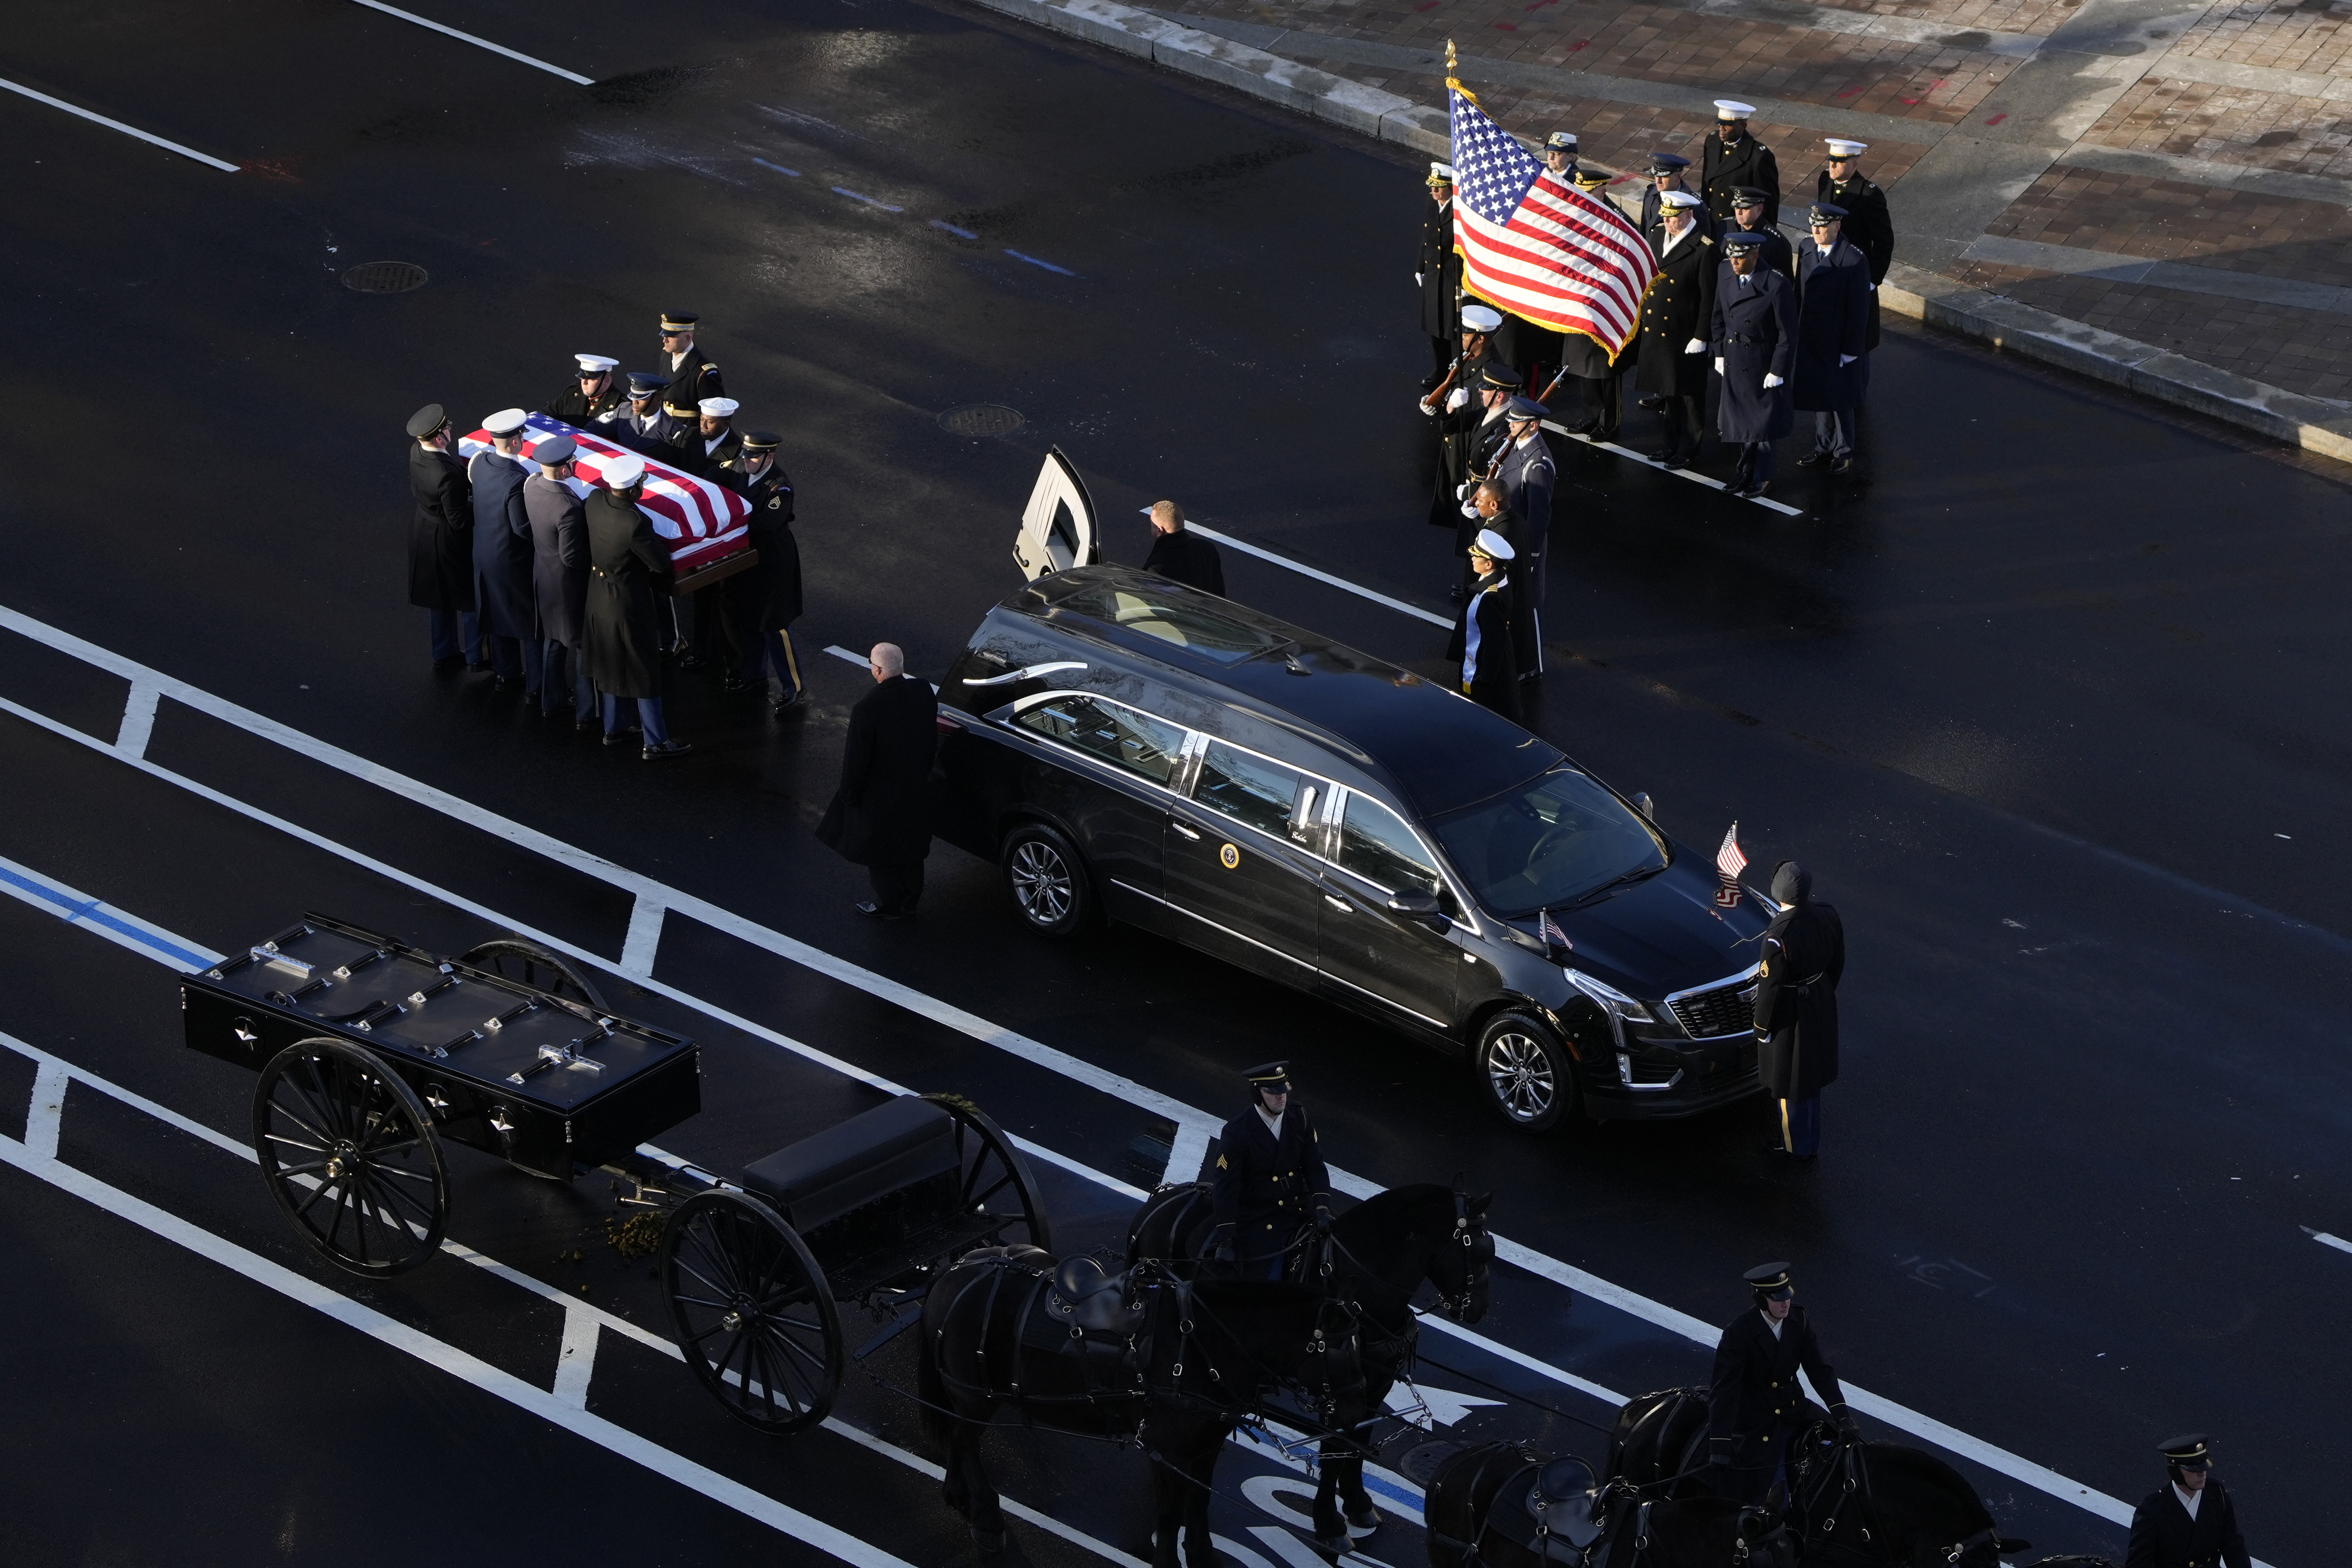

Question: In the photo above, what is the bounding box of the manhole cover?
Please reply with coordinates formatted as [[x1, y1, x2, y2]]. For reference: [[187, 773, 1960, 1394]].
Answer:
[[1397, 1441, 1463, 1486], [938, 403, 1024, 438], [342, 261, 430, 294]]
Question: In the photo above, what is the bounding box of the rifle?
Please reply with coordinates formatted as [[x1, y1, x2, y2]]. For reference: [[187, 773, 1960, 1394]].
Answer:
[[1420, 351, 1468, 414]]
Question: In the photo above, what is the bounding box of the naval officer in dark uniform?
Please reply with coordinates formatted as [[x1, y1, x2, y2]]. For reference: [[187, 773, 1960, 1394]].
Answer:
[[1210, 1062, 1334, 1281], [1700, 100, 1780, 228], [1635, 190, 1717, 468], [1418, 164, 1465, 373], [1817, 140, 1894, 351], [2127, 1435, 2252, 1568], [1708, 1262, 1855, 1506]]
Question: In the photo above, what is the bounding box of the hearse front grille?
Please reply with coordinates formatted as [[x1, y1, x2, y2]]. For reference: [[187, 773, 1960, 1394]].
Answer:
[[1667, 977, 1758, 1040]]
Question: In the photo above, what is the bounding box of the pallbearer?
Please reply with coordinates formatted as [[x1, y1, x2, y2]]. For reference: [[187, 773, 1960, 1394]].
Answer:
[[544, 354, 622, 422], [582, 453, 692, 761], [659, 311, 724, 403], [406, 403, 477, 670], [522, 433, 597, 728], [468, 408, 541, 696], [1710, 229, 1796, 500], [723, 430, 808, 715], [611, 372, 678, 454]]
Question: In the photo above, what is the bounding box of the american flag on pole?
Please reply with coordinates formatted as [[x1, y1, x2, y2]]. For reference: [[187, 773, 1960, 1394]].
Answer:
[[1714, 822, 1746, 908], [1446, 45, 1655, 360], [460, 414, 752, 575], [1537, 907, 1572, 954]]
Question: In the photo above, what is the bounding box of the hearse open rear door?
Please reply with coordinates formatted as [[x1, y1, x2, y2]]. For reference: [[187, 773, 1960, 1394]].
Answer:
[[1013, 448, 1100, 581]]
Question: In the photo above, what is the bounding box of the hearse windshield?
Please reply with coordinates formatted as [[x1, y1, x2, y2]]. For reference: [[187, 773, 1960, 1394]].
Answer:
[[1055, 585, 1288, 664], [1430, 766, 1667, 917]]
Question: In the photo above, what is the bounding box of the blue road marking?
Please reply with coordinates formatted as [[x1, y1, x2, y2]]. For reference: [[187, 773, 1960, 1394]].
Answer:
[[831, 186, 904, 212], [753, 157, 802, 177], [1004, 249, 1077, 277], [929, 219, 977, 239], [0, 860, 215, 970]]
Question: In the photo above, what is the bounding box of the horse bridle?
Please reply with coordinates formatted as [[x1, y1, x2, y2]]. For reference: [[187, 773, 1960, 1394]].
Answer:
[[1431, 1185, 1493, 1323], [1806, 1435, 2001, 1567]]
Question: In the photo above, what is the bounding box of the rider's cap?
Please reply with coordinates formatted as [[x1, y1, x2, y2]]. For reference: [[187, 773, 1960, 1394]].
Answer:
[[1745, 1261, 1794, 1295], [1506, 396, 1548, 421], [626, 371, 672, 398], [2158, 1435, 2212, 1469], [1244, 1061, 1293, 1092]]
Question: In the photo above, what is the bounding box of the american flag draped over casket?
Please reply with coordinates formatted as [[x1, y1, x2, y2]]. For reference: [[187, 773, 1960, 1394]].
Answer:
[[459, 413, 752, 576]]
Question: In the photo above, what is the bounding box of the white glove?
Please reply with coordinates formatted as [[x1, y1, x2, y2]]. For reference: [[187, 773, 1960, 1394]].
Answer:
[[1684, 338, 1706, 354], [1419, 398, 1437, 416], [1839, 354, 1857, 366], [1763, 372, 1784, 388], [1456, 481, 1472, 499], [1461, 500, 1480, 520], [1712, 357, 1725, 375], [1416, 272, 1425, 287], [1445, 386, 1470, 411]]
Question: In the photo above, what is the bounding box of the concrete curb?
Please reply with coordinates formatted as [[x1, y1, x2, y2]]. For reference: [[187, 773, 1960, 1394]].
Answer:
[[968, 0, 2352, 464]]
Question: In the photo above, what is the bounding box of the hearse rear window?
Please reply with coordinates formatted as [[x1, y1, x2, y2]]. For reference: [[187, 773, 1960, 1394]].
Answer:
[[1015, 695, 1188, 787], [1193, 741, 1305, 836], [1057, 587, 1285, 664]]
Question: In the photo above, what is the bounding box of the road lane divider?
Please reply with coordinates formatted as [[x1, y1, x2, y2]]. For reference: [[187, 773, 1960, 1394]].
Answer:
[[0, 76, 240, 172], [342, 0, 596, 84]]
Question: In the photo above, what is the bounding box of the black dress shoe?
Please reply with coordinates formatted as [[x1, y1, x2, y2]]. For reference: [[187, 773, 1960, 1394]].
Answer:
[[642, 739, 693, 761], [721, 674, 751, 693], [1796, 451, 1834, 469], [521, 688, 542, 707], [1829, 456, 1853, 475], [772, 690, 806, 715], [601, 729, 640, 747], [676, 652, 706, 670], [1749, 481, 1772, 500], [853, 901, 913, 921], [1592, 426, 1619, 442], [1636, 394, 1665, 412], [1650, 448, 1682, 468]]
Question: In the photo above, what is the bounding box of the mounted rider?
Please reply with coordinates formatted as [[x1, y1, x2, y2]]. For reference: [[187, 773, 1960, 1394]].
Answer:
[[2127, 1434, 2251, 1568], [1708, 1261, 1857, 1505], [1210, 1061, 1334, 1280]]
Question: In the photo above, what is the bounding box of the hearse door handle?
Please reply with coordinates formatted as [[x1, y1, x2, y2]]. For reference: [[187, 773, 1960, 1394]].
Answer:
[[1171, 822, 1202, 840], [1323, 895, 1353, 913]]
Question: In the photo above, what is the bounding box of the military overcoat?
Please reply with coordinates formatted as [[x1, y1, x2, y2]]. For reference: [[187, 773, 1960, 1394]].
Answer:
[[1634, 228, 1719, 398], [1710, 263, 1797, 444], [522, 474, 590, 650], [407, 444, 474, 613], [468, 451, 537, 642], [1753, 865, 1843, 1099], [580, 489, 674, 699], [1791, 238, 1873, 412]]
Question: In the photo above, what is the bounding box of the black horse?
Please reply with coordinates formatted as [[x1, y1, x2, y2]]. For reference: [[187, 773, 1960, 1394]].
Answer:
[[916, 1244, 1378, 1568], [1609, 1389, 2031, 1567], [1129, 1181, 1498, 1553], [1425, 1441, 1757, 1568]]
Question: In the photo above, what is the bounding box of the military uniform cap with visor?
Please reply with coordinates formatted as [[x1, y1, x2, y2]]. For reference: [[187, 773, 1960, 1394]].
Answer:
[[658, 311, 701, 332], [2158, 1434, 2213, 1467], [1744, 1261, 1794, 1296], [1470, 527, 1515, 561], [1461, 303, 1505, 333], [1823, 139, 1868, 158], [574, 353, 620, 374], [1574, 169, 1612, 190], [1506, 395, 1548, 421], [1659, 189, 1703, 210], [1243, 1061, 1293, 1092], [483, 407, 530, 437], [602, 453, 647, 489], [1722, 230, 1767, 252], [626, 371, 671, 398], [740, 430, 781, 453], [404, 403, 449, 440], [1649, 152, 1691, 173], [1808, 202, 1849, 224], [1428, 162, 1456, 186], [1480, 363, 1524, 389], [533, 433, 579, 465], [1730, 186, 1771, 206], [1713, 99, 1757, 120]]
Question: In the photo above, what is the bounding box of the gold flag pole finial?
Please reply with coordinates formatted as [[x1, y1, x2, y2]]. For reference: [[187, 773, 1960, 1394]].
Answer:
[[1446, 38, 1458, 75]]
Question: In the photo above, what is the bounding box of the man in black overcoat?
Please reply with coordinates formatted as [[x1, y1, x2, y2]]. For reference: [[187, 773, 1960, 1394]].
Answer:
[[1754, 859, 1843, 1158], [1427, 314, 1509, 550], [818, 643, 940, 920], [1726, 189, 1794, 276], [405, 404, 476, 669], [1711, 231, 1797, 499], [581, 453, 691, 760], [659, 311, 724, 404], [722, 431, 807, 715], [1817, 140, 1893, 350], [1560, 170, 1632, 439], [1634, 192, 1718, 468], [1210, 1062, 1334, 1281], [1418, 164, 1466, 373], [2126, 1434, 2253, 1568], [1493, 399, 1555, 676], [1142, 500, 1226, 597], [522, 434, 595, 727], [1441, 361, 1520, 589], [1446, 528, 1521, 723], [1791, 204, 1874, 475], [1708, 1262, 1855, 1506], [1700, 101, 1780, 227], [468, 408, 540, 696], [542, 354, 623, 423]]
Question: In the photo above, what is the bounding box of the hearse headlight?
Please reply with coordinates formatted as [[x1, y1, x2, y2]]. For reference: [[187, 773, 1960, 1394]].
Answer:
[[1565, 969, 1655, 1046]]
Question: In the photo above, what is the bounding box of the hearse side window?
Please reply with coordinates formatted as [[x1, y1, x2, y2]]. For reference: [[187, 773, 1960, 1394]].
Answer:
[[1192, 741, 1306, 838], [1014, 695, 1188, 787], [1335, 793, 1445, 900]]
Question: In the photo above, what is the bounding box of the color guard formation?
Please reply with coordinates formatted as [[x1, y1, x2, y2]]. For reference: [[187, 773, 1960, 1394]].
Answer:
[[404, 309, 806, 761]]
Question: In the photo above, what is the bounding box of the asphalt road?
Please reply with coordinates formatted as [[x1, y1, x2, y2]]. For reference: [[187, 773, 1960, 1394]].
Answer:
[[2, 0, 2346, 1562]]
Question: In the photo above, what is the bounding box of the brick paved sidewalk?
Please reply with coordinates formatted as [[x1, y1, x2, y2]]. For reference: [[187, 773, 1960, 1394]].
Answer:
[[1133, 0, 2352, 410]]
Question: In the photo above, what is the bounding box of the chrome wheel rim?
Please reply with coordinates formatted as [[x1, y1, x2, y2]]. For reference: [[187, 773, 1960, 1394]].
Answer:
[[1010, 841, 1073, 925], [1484, 1032, 1556, 1121]]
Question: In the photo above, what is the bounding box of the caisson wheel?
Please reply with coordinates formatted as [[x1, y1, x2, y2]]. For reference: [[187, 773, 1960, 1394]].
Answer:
[[1474, 1011, 1577, 1133], [662, 1191, 842, 1435], [1000, 822, 1093, 937], [458, 937, 611, 1014], [253, 1038, 450, 1275], [925, 1095, 1052, 1255]]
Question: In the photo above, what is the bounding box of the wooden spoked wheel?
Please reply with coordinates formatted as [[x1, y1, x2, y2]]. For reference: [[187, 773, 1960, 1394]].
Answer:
[[457, 937, 610, 1014], [927, 1094, 1053, 1255], [252, 1038, 449, 1276], [661, 1191, 843, 1435]]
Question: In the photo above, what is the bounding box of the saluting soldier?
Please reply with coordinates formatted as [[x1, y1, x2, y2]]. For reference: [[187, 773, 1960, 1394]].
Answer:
[[543, 354, 623, 423], [1418, 164, 1466, 373], [1493, 396, 1555, 677], [1711, 230, 1797, 500], [468, 408, 540, 696], [1447, 528, 1522, 722], [1792, 203, 1873, 475], [1726, 188, 1794, 276], [2126, 1435, 2252, 1568], [1638, 153, 1713, 238], [1701, 101, 1780, 228], [1754, 859, 1843, 1158], [723, 430, 807, 715], [1635, 190, 1717, 469], [1560, 169, 1632, 439], [406, 404, 477, 670], [582, 453, 692, 760], [659, 311, 724, 404], [1210, 1062, 1334, 1281], [1708, 1263, 1858, 1506], [1817, 140, 1893, 351]]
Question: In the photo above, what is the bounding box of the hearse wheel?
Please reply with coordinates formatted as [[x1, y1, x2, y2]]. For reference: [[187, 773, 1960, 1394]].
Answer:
[[459, 937, 610, 1013], [926, 1094, 1053, 1254], [1475, 1011, 1577, 1133], [253, 1038, 450, 1276], [662, 1190, 843, 1435], [1000, 822, 1094, 937]]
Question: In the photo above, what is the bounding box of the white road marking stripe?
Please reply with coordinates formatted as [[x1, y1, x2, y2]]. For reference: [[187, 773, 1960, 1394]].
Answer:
[[621, 893, 667, 980], [1185, 524, 1454, 629], [0, 1133, 911, 1568], [342, 0, 596, 84], [2312, 1231, 2352, 1257], [0, 76, 240, 171], [1544, 422, 1807, 517], [819, 1417, 1153, 1567], [23, 1061, 68, 1161], [1162, 1121, 1211, 1186], [115, 679, 161, 760], [0, 613, 2222, 1548], [553, 1302, 603, 1407]]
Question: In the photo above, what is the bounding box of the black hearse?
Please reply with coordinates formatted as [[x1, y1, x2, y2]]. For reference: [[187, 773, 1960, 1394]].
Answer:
[[939, 459, 1774, 1132]]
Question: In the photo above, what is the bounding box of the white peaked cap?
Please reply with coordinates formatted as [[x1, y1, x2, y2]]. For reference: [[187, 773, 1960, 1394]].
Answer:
[[1660, 189, 1703, 208], [603, 453, 647, 489], [1461, 304, 1505, 332], [1471, 528, 1516, 561], [575, 354, 620, 373], [1825, 138, 1869, 155], [483, 407, 530, 436], [1714, 99, 1756, 117]]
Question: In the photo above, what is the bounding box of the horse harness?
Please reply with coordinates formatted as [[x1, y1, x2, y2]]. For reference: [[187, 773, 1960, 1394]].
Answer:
[[1433, 1452, 1657, 1568], [1800, 1438, 2002, 1567]]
